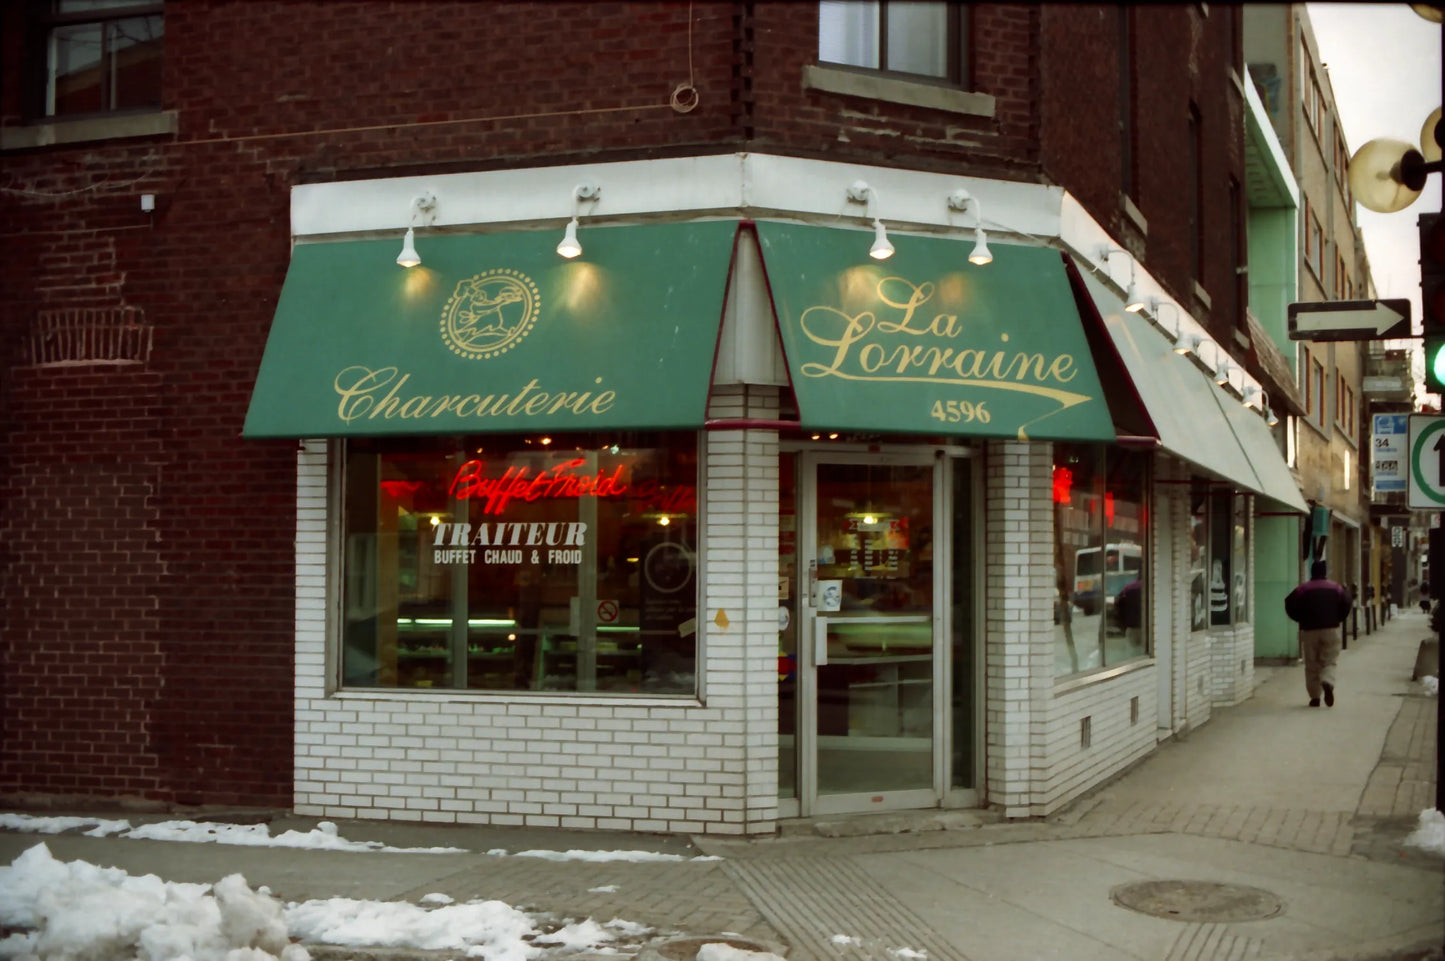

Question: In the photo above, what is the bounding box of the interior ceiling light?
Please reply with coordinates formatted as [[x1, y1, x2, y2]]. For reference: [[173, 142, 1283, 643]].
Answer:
[[557, 181, 601, 259], [947, 188, 992, 266], [1100, 246, 1146, 312], [847, 180, 893, 260], [396, 190, 437, 268]]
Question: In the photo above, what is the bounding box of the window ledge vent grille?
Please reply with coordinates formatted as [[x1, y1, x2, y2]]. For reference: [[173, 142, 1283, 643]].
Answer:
[[23, 307, 152, 367]]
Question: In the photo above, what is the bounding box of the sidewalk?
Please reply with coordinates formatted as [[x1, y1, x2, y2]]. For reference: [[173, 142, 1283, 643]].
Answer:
[[2, 611, 1441, 961]]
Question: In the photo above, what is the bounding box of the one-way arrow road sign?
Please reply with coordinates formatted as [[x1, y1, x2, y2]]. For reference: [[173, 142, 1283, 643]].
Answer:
[[1288, 298, 1412, 341]]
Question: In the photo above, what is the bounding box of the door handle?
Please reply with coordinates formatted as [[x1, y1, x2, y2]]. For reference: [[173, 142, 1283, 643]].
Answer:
[[814, 615, 828, 667]]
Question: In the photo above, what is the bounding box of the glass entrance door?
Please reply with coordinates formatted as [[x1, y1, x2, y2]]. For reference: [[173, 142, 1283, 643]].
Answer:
[[783, 451, 942, 816]]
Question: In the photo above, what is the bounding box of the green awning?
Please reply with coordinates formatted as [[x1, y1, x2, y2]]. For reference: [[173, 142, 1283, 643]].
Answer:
[[1079, 267, 1307, 515], [1079, 269, 1260, 484], [754, 222, 1114, 441], [1214, 385, 1310, 514], [243, 221, 739, 438]]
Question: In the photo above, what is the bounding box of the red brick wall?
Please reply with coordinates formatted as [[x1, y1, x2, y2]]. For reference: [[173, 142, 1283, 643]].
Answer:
[[1041, 4, 1246, 336], [0, 1, 1247, 808]]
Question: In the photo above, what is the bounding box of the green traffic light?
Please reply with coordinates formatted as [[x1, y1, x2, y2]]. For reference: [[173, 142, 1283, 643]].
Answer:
[[1429, 338, 1445, 394]]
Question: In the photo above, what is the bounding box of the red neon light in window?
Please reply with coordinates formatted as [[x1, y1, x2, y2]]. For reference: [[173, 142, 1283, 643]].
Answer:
[[1105, 492, 1115, 525], [1052, 467, 1073, 505], [450, 458, 630, 515], [379, 480, 424, 499]]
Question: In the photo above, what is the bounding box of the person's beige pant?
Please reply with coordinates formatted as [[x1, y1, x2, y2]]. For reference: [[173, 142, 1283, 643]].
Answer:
[[1299, 626, 1342, 700]]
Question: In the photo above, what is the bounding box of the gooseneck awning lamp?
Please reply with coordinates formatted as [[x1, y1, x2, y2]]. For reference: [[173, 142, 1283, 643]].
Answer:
[[1215, 358, 1234, 387], [557, 182, 601, 259], [846, 180, 894, 260], [947, 188, 993, 265], [396, 190, 437, 268], [1144, 298, 1181, 342], [1100, 246, 1146, 312]]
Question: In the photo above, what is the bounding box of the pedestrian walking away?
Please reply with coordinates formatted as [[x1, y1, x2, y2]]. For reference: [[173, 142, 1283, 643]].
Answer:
[[1284, 559, 1352, 707]]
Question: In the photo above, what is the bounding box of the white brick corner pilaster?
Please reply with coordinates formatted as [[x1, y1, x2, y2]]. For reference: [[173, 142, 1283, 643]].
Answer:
[[982, 440, 1053, 818]]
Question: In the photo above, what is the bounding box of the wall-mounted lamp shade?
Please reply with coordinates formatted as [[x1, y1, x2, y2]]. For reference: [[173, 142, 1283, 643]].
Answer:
[[396, 190, 437, 268], [869, 218, 894, 260], [1215, 360, 1232, 386], [556, 218, 582, 259], [968, 226, 992, 265], [396, 227, 420, 268], [1243, 386, 1263, 410], [1348, 138, 1426, 213], [557, 182, 600, 259], [1124, 281, 1145, 312], [948, 188, 991, 266], [1423, 107, 1443, 163], [1147, 300, 1181, 340], [1266, 407, 1280, 427], [1174, 334, 1200, 356]]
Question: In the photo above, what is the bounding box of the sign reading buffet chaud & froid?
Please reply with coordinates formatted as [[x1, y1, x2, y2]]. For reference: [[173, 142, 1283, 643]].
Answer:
[[754, 222, 1114, 441], [242, 221, 738, 438]]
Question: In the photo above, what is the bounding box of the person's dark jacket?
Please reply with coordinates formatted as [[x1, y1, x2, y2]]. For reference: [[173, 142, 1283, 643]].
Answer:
[[1284, 574, 1351, 630]]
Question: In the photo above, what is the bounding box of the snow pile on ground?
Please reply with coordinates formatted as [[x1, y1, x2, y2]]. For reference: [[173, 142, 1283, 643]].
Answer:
[[1404, 808, 1445, 855], [0, 843, 658, 961], [0, 843, 309, 961], [0, 815, 464, 854]]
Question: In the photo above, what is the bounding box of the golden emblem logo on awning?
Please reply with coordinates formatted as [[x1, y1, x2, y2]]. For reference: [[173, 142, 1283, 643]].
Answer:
[[440, 269, 542, 360]]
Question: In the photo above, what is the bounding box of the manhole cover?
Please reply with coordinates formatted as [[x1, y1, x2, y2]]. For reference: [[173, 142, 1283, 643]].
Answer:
[[639, 936, 784, 960], [1111, 880, 1284, 922]]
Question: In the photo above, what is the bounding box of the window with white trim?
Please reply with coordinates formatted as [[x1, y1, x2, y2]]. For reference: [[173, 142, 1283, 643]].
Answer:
[[819, 0, 970, 84], [24, 1, 163, 119]]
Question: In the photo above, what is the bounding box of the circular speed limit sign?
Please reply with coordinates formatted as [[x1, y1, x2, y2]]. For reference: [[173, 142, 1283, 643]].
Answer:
[[1408, 414, 1445, 509]]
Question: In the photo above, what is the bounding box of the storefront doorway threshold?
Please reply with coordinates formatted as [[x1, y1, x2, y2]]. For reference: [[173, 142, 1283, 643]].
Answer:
[[777, 808, 1000, 839]]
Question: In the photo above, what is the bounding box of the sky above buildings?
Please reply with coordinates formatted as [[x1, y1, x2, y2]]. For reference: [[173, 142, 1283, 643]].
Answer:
[[1308, 2, 1441, 324]]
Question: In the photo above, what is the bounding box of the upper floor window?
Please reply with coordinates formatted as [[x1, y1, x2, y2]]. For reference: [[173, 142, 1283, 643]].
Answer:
[[819, 1, 969, 84], [27, 0, 163, 119], [1304, 200, 1325, 281], [1303, 64, 1325, 143], [1310, 356, 1327, 430]]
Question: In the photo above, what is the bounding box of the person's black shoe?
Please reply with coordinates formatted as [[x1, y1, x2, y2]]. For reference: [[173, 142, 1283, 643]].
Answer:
[[1323, 683, 1334, 707], [1309, 698, 1320, 707]]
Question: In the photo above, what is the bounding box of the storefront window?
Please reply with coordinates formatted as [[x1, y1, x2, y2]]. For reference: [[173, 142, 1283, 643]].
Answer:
[[1052, 444, 1149, 676], [1233, 495, 1250, 624], [1196, 486, 1252, 629], [1189, 485, 1209, 631], [341, 432, 699, 695]]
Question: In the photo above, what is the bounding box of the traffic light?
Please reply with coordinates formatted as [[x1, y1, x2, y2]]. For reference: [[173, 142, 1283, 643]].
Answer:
[[1421, 212, 1445, 394]]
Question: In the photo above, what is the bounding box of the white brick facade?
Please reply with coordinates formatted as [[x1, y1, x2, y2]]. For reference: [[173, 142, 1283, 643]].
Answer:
[[293, 429, 1262, 833]]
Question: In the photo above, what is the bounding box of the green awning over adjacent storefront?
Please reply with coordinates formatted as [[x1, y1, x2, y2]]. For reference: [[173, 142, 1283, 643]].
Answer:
[[1078, 267, 1308, 515], [1079, 269, 1261, 485], [754, 221, 1115, 441], [242, 220, 739, 438]]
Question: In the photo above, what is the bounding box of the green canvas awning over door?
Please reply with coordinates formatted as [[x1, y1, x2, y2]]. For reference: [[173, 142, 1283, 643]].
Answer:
[[754, 221, 1115, 441], [242, 220, 739, 438]]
